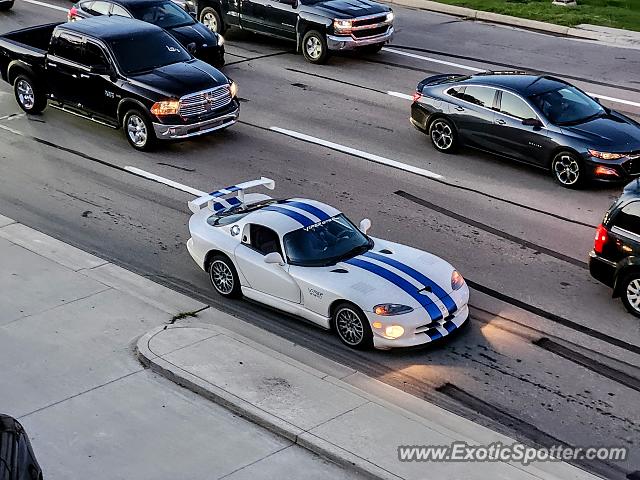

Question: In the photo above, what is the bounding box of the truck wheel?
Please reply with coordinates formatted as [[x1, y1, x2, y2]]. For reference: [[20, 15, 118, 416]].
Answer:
[[123, 109, 156, 151], [0, 0, 14, 10], [13, 75, 46, 114], [200, 7, 225, 34], [302, 30, 329, 64]]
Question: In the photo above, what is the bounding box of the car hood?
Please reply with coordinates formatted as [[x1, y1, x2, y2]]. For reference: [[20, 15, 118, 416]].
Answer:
[[168, 22, 218, 48], [128, 60, 228, 98], [312, 0, 389, 19], [561, 112, 640, 151]]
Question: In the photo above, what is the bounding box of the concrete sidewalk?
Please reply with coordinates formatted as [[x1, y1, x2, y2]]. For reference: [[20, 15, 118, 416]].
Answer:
[[0, 213, 601, 479], [0, 213, 361, 480]]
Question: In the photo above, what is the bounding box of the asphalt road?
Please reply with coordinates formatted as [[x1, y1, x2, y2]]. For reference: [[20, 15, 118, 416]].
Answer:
[[1, 1, 640, 478]]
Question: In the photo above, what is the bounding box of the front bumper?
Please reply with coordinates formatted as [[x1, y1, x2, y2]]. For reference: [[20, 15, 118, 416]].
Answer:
[[153, 104, 239, 140], [327, 26, 394, 51], [588, 251, 617, 289], [584, 152, 640, 182]]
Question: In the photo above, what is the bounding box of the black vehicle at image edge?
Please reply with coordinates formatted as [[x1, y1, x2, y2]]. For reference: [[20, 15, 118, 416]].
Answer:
[[185, 0, 394, 64], [0, 0, 13, 11], [0, 414, 43, 480], [590, 179, 640, 317], [68, 0, 225, 68], [410, 72, 640, 188], [0, 16, 239, 150]]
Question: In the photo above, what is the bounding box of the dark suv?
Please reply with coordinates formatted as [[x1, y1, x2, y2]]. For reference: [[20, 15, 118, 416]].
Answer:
[[0, 414, 43, 480], [590, 179, 640, 317]]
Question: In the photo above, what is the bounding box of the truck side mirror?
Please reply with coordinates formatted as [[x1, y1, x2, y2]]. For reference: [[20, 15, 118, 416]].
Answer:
[[522, 118, 542, 128]]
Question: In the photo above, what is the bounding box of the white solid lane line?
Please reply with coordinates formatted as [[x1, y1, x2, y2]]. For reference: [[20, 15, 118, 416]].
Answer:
[[387, 91, 414, 101], [383, 47, 640, 109], [124, 166, 206, 196], [270, 127, 444, 180], [22, 0, 68, 12]]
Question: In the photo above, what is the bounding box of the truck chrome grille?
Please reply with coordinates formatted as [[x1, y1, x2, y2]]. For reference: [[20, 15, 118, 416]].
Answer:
[[179, 86, 232, 117], [352, 14, 387, 27], [352, 25, 389, 38]]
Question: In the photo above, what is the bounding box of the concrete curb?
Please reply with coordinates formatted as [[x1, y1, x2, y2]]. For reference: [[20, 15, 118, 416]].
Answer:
[[384, 0, 635, 44]]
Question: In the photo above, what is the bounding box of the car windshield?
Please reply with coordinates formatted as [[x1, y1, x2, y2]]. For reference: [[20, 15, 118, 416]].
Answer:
[[283, 214, 372, 267], [529, 86, 604, 125], [129, 1, 195, 28], [109, 31, 191, 74]]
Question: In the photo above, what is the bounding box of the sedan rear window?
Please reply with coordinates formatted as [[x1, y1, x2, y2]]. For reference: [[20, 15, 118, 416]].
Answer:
[[108, 31, 191, 74], [614, 201, 640, 235]]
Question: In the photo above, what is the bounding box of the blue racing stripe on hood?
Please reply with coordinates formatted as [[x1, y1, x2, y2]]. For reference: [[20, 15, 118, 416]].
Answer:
[[283, 201, 331, 221], [262, 206, 315, 227], [363, 251, 457, 314], [345, 257, 443, 321]]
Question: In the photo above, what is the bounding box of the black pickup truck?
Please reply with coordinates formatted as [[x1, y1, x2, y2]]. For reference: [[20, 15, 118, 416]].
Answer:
[[0, 16, 239, 150], [186, 0, 394, 64]]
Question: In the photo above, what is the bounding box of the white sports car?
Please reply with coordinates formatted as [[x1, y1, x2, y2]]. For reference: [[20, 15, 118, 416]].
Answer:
[[186, 178, 469, 349]]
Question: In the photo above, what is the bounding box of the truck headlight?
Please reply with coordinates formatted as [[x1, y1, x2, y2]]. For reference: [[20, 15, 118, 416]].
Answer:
[[373, 304, 413, 316], [150, 100, 180, 116], [229, 81, 238, 98], [451, 270, 465, 290], [333, 19, 352, 33], [385, 11, 394, 23]]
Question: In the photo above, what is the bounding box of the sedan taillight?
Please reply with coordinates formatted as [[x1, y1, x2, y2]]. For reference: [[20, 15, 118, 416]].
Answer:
[[68, 6, 78, 21], [594, 223, 609, 254], [412, 91, 422, 102]]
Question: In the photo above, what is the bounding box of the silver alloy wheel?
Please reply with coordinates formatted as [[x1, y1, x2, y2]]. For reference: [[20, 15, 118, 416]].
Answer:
[[626, 279, 640, 314], [16, 79, 35, 110], [126, 114, 147, 148], [335, 307, 365, 346], [553, 154, 580, 185], [210, 260, 234, 295], [431, 120, 453, 150], [305, 36, 322, 60], [202, 11, 218, 32]]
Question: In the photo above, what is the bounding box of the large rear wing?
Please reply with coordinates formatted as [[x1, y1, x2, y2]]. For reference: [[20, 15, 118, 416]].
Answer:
[[188, 177, 275, 213]]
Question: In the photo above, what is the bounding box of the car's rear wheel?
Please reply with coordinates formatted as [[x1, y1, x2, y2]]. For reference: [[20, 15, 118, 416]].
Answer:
[[200, 7, 225, 34], [208, 254, 242, 298], [332, 302, 373, 349], [621, 273, 640, 318], [302, 30, 329, 64], [428, 117, 458, 153], [123, 109, 156, 151], [14, 75, 46, 114], [551, 151, 585, 189]]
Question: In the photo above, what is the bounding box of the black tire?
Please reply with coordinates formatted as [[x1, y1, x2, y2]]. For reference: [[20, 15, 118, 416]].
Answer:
[[360, 42, 384, 54], [332, 302, 373, 349], [301, 30, 329, 64], [620, 273, 640, 318], [208, 254, 242, 298], [199, 7, 225, 34], [551, 151, 586, 189], [428, 117, 458, 153], [0, 1, 14, 10], [13, 75, 46, 114], [122, 109, 156, 151]]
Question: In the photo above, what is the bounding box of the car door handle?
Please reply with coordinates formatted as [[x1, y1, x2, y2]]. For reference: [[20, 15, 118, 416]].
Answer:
[[454, 106, 464, 111], [495, 118, 506, 125], [48, 62, 57, 68], [80, 74, 90, 79]]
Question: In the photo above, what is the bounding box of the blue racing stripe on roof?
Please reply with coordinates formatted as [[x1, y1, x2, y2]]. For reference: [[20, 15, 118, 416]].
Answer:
[[212, 196, 242, 212], [363, 251, 457, 315], [345, 257, 442, 321], [283, 201, 331, 221], [262, 206, 315, 227]]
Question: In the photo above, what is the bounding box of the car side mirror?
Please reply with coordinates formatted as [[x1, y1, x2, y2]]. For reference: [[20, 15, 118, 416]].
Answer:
[[359, 218, 371, 234], [522, 117, 542, 128], [264, 252, 285, 266]]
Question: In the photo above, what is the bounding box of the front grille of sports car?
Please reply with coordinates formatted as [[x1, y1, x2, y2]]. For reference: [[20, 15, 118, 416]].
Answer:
[[352, 25, 390, 39], [179, 86, 232, 117], [352, 14, 387, 27]]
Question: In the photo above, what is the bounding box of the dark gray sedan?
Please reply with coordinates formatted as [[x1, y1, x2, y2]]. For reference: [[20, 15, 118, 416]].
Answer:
[[410, 72, 640, 188]]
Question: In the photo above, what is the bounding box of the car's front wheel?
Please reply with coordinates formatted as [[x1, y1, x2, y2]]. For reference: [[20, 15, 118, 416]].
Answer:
[[13, 75, 46, 114], [200, 7, 224, 34], [302, 30, 329, 64], [551, 151, 585, 189], [621, 273, 640, 318], [123, 109, 156, 151], [332, 302, 373, 349], [428, 117, 458, 153], [208, 254, 242, 298]]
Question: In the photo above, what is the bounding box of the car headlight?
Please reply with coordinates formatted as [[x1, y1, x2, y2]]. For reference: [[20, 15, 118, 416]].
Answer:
[[385, 11, 394, 23], [150, 100, 180, 116], [371, 321, 405, 339], [451, 270, 465, 290], [333, 19, 352, 33], [588, 149, 626, 161], [229, 80, 238, 98], [373, 304, 413, 316], [217, 34, 225, 46]]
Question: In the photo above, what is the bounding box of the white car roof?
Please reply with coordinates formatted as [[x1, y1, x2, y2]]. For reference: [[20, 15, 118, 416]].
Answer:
[[243, 198, 342, 235]]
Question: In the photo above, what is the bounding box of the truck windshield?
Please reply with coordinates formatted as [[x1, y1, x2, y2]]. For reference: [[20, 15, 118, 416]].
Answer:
[[108, 31, 191, 75], [128, 1, 195, 29]]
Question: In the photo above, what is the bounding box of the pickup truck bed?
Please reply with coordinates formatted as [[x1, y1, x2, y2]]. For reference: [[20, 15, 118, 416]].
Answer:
[[0, 23, 58, 83]]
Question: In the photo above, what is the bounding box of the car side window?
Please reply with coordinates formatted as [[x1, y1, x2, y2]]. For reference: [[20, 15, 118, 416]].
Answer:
[[446, 86, 465, 99], [248, 224, 282, 256], [83, 42, 109, 69], [614, 201, 640, 235], [89, 0, 111, 14], [51, 33, 84, 64], [462, 86, 497, 109], [499, 91, 538, 120], [111, 4, 131, 16]]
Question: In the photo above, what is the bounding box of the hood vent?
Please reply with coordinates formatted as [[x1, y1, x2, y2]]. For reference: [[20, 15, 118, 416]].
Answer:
[[378, 249, 393, 254], [418, 286, 432, 294], [331, 268, 349, 273]]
